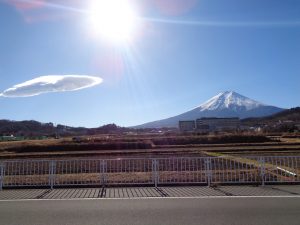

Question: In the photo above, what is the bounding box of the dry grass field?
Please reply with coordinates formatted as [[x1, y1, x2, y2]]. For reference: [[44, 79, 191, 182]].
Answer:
[[1, 135, 299, 187], [0, 134, 299, 160]]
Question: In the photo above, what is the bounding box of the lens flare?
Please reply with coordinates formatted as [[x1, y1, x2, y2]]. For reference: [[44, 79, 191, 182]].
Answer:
[[88, 0, 138, 43]]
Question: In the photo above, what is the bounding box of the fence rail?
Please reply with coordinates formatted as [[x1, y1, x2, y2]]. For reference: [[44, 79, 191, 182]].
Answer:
[[0, 156, 299, 189]]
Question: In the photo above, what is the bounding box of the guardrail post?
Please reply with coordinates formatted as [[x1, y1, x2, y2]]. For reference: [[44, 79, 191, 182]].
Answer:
[[205, 158, 212, 186], [100, 160, 107, 187], [0, 162, 4, 191], [260, 157, 265, 186], [49, 161, 56, 189], [152, 159, 159, 188]]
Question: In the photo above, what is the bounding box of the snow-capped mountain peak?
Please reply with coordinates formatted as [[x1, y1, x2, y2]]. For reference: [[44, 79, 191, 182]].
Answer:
[[134, 91, 284, 128], [198, 91, 265, 111]]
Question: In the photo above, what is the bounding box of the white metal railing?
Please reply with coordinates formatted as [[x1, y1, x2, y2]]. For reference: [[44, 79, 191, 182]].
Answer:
[[0, 156, 299, 189], [0, 162, 4, 190]]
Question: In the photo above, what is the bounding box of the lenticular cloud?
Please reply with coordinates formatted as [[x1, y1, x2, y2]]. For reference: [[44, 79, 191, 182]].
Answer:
[[0, 75, 103, 97]]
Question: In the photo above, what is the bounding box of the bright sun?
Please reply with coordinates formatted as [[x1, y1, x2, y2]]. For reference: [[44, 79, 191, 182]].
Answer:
[[88, 0, 138, 42]]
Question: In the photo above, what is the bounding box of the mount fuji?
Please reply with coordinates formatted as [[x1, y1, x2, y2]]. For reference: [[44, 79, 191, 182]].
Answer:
[[135, 91, 284, 128]]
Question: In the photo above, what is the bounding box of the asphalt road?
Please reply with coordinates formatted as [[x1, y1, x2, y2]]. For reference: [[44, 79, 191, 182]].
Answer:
[[0, 197, 300, 225]]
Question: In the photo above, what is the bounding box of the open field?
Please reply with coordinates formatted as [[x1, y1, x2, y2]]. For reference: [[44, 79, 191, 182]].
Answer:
[[0, 135, 299, 188], [0, 135, 300, 160]]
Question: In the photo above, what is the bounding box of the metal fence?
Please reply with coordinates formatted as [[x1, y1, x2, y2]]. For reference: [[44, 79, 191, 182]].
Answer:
[[0, 156, 299, 190]]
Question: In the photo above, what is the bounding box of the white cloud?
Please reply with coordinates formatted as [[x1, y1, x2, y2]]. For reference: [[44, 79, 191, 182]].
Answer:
[[0, 75, 103, 97]]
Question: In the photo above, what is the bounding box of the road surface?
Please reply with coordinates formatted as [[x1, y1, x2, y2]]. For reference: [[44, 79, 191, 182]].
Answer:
[[0, 197, 300, 225]]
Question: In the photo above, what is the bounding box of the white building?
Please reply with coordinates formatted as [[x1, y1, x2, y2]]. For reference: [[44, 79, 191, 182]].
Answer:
[[196, 117, 240, 132]]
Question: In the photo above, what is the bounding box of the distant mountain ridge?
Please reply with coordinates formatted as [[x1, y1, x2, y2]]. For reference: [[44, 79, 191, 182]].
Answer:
[[242, 107, 300, 124], [135, 91, 285, 128], [0, 120, 129, 137]]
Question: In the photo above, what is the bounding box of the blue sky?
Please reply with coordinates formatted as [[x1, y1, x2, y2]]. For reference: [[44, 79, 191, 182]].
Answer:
[[0, 0, 299, 127]]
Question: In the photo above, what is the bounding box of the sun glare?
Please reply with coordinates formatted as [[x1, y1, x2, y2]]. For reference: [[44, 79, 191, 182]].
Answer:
[[88, 0, 138, 42]]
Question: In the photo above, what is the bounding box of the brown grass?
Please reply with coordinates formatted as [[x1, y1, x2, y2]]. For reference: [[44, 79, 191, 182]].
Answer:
[[0, 135, 299, 160]]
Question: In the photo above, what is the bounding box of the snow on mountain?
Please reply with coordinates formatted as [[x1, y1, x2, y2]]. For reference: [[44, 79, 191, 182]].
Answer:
[[198, 91, 264, 111], [134, 91, 284, 128]]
